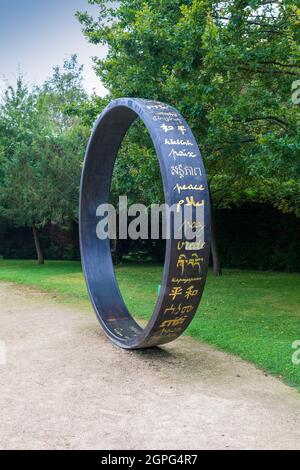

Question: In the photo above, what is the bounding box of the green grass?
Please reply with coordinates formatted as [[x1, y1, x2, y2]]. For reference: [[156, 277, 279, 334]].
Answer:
[[0, 259, 300, 390]]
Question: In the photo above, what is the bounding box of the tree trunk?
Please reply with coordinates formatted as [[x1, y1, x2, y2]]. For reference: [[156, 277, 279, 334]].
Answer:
[[111, 238, 118, 265], [211, 207, 222, 276], [209, 188, 222, 276], [32, 225, 44, 265]]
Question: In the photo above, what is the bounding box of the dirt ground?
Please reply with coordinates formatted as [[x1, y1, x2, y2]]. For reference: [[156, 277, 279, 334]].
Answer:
[[0, 282, 300, 450]]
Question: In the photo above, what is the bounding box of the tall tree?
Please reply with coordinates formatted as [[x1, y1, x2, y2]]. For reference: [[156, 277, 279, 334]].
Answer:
[[0, 58, 89, 264], [77, 0, 300, 274]]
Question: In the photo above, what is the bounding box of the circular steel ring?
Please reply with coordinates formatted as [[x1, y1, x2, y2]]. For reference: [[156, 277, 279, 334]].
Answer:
[[79, 98, 211, 349]]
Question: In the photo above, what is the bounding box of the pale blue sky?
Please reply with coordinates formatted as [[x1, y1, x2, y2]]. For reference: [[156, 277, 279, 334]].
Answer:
[[0, 0, 107, 95]]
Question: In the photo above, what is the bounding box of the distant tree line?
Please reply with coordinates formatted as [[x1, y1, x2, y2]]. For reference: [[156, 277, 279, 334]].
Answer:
[[0, 56, 104, 264]]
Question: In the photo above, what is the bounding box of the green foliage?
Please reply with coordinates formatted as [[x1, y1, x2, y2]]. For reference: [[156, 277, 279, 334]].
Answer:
[[111, 121, 163, 207], [78, 0, 300, 213], [42, 54, 88, 125], [0, 57, 90, 231]]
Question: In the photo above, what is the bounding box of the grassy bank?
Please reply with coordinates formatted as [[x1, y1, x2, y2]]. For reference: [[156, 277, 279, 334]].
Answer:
[[0, 259, 299, 390]]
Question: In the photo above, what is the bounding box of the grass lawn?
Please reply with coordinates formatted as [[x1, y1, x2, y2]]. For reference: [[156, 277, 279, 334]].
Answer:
[[0, 259, 300, 390]]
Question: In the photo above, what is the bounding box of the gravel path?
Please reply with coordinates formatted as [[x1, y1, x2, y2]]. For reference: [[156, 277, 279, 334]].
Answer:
[[0, 282, 300, 450]]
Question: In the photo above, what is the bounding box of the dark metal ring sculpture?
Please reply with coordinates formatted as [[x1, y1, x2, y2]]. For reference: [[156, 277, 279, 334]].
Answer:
[[79, 98, 211, 349]]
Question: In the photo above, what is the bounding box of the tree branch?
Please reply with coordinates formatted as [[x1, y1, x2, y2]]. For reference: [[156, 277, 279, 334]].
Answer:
[[238, 66, 300, 77]]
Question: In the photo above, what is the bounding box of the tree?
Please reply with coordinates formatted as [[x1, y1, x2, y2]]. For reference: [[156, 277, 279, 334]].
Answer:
[[0, 58, 89, 264], [0, 77, 47, 263], [77, 0, 300, 274]]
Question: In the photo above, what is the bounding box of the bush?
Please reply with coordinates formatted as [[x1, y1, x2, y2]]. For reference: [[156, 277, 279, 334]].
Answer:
[[0, 204, 299, 272]]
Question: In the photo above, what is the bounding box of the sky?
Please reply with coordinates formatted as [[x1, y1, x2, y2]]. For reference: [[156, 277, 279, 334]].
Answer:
[[0, 0, 108, 96]]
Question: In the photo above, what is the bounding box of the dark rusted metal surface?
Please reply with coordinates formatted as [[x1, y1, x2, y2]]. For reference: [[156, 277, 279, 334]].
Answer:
[[79, 98, 211, 349]]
